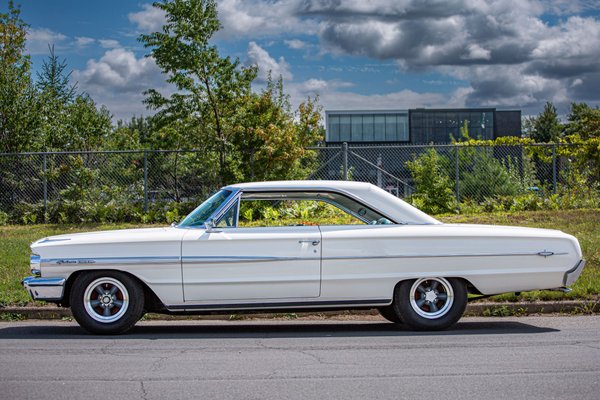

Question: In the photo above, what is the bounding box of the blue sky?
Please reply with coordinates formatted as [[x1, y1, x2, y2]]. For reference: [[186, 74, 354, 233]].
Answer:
[[6, 0, 600, 120]]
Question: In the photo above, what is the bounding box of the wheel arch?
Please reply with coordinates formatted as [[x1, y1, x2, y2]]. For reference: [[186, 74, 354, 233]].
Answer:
[[61, 269, 165, 312], [390, 276, 482, 300]]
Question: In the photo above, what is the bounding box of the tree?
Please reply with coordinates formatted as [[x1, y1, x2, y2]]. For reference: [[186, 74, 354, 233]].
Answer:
[[36, 45, 76, 103], [36, 45, 76, 150], [530, 102, 562, 142], [34, 45, 112, 151], [0, 1, 40, 152], [139, 0, 257, 184], [230, 77, 323, 182], [62, 95, 112, 151], [565, 102, 600, 139]]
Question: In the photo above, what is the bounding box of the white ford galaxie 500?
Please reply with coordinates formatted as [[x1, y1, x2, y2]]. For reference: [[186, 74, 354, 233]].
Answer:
[[23, 181, 585, 334]]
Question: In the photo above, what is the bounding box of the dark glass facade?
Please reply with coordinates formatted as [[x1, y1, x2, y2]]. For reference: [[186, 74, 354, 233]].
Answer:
[[409, 109, 494, 143]]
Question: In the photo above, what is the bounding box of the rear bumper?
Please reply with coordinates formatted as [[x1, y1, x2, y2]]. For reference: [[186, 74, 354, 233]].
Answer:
[[563, 259, 586, 287], [21, 276, 66, 301]]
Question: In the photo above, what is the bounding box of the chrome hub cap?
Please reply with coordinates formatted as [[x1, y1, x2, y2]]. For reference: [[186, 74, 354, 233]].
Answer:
[[409, 277, 454, 319], [83, 278, 129, 323]]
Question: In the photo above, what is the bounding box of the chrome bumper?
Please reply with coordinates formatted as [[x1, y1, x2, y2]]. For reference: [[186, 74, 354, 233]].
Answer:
[[21, 276, 66, 301], [563, 259, 586, 287]]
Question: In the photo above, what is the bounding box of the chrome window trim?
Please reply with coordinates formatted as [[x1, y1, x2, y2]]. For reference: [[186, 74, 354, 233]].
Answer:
[[175, 188, 241, 230], [214, 195, 241, 228], [229, 188, 397, 228]]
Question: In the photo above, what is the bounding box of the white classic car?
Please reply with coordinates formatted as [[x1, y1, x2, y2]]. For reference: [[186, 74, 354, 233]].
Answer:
[[23, 181, 585, 334]]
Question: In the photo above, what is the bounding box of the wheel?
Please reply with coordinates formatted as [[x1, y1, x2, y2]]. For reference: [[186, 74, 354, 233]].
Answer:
[[394, 277, 467, 331], [378, 305, 402, 323], [70, 271, 145, 335]]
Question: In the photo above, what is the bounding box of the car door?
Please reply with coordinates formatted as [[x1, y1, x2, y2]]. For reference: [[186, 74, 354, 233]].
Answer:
[[181, 225, 322, 302]]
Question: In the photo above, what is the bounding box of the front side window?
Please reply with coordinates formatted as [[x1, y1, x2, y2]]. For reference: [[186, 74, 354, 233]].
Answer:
[[178, 189, 232, 227]]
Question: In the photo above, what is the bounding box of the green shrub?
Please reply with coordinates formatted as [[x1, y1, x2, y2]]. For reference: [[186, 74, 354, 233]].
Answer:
[[0, 211, 8, 226], [406, 148, 456, 214]]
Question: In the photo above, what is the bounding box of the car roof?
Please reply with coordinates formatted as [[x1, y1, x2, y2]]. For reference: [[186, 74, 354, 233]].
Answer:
[[224, 181, 440, 225]]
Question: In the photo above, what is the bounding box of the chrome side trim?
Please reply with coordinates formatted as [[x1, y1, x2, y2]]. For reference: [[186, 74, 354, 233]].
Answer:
[[22, 276, 65, 301], [167, 299, 390, 312], [40, 250, 570, 268], [322, 251, 569, 261], [564, 259, 586, 286], [183, 256, 321, 264], [41, 256, 180, 266], [38, 237, 71, 243]]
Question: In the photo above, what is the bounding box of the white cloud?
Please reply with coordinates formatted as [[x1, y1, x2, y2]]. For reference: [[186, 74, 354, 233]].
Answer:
[[75, 37, 95, 48], [247, 41, 293, 82], [286, 81, 461, 115], [217, 0, 318, 38], [128, 3, 166, 33], [26, 27, 67, 55], [462, 44, 491, 61], [74, 48, 163, 92], [284, 39, 309, 50], [72, 48, 170, 120], [99, 39, 120, 49]]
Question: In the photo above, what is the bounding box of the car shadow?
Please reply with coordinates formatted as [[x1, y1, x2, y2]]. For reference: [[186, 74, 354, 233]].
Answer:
[[0, 320, 558, 340]]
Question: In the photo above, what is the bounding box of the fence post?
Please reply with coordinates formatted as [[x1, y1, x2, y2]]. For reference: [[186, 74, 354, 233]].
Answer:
[[143, 150, 148, 213], [342, 142, 348, 180], [455, 145, 460, 205], [552, 144, 557, 194], [42, 153, 47, 223], [376, 154, 383, 187]]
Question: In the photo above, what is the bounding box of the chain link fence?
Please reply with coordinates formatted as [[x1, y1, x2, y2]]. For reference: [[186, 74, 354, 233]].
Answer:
[[0, 143, 596, 222], [308, 143, 595, 208]]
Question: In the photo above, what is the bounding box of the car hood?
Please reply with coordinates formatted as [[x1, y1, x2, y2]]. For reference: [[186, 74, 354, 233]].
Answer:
[[31, 227, 188, 251]]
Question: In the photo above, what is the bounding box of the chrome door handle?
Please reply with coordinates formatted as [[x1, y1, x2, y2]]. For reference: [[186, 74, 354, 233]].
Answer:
[[299, 240, 320, 246]]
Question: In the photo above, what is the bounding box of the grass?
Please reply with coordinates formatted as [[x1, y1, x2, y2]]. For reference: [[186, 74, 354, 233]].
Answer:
[[0, 209, 598, 306]]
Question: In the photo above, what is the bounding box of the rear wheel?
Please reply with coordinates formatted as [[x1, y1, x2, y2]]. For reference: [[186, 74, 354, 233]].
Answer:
[[70, 271, 145, 335], [394, 277, 467, 331]]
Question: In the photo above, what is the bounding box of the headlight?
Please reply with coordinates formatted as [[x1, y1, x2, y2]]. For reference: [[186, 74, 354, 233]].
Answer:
[[30, 254, 41, 276]]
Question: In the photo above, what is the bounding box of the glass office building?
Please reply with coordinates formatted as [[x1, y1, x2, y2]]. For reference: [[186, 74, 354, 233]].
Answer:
[[327, 111, 409, 143], [325, 108, 520, 144]]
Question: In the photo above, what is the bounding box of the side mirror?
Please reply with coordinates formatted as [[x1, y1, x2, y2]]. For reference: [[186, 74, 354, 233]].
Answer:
[[204, 218, 219, 232]]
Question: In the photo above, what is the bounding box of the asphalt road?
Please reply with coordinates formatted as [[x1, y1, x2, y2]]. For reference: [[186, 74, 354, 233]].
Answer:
[[1, 316, 599, 400]]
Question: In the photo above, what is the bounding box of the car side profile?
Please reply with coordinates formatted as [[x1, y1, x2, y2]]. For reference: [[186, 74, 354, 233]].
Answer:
[[22, 181, 585, 334]]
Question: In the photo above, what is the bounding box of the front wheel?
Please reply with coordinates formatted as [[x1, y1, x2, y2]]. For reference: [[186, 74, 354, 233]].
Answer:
[[394, 277, 467, 331], [70, 271, 145, 335], [378, 305, 402, 324]]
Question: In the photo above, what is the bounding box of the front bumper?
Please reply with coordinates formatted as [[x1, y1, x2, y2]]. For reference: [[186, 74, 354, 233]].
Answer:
[[563, 259, 586, 287], [21, 276, 66, 301]]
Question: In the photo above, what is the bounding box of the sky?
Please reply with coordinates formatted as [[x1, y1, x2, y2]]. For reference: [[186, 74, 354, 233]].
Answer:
[[6, 0, 600, 121]]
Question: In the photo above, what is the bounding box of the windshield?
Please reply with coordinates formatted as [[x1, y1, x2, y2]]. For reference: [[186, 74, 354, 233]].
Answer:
[[178, 189, 232, 228]]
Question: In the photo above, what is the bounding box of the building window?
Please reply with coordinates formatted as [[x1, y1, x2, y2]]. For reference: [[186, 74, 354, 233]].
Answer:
[[373, 115, 386, 141], [363, 114, 374, 141], [328, 114, 340, 142], [339, 115, 351, 142], [351, 115, 363, 141]]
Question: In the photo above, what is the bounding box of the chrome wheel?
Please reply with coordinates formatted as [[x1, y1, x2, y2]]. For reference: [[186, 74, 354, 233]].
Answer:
[[83, 277, 129, 323], [409, 277, 454, 319]]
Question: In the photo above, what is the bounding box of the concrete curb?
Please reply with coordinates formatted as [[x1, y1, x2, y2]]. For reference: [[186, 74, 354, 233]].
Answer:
[[1, 300, 598, 320]]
